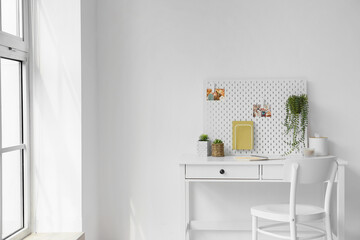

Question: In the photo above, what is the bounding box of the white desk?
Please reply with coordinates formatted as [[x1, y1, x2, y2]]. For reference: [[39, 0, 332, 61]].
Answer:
[[179, 155, 347, 240]]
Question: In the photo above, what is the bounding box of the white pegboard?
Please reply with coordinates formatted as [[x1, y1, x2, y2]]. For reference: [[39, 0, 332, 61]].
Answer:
[[204, 79, 307, 156]]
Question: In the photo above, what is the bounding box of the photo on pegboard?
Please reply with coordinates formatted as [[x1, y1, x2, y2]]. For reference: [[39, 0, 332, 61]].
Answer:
[[253, 103, 271, 117], [207, 88, 225, 101]]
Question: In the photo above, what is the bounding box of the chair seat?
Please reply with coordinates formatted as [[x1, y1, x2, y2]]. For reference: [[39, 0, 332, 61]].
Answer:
[[251, 204, 326, 222]]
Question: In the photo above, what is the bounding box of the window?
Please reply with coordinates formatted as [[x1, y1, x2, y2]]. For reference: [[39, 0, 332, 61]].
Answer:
[[1, 0, 23, 38], [0, 1, 30, 240]]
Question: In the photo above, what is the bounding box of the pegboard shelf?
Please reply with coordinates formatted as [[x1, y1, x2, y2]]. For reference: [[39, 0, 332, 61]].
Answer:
[[204, 79, 307, 156]]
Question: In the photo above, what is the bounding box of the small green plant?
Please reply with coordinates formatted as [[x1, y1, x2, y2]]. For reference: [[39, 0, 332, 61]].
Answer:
[[213, 139, 223, 144], [199, 134, 209, 141], [283, 94, 309, 155]]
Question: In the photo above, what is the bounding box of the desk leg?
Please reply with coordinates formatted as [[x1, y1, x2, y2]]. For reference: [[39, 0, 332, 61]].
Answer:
[[185, 181, 190, 240], [337, 165, 345, 240], [180, 165, 190, 240]]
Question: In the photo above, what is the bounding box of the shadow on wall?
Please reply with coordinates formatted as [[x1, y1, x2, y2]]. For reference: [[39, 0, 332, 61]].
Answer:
[[344, 167, 360, 240]]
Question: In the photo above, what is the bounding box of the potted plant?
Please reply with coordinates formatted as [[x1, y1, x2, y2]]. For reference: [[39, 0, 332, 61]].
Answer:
[[283, 94, 309, 155], [197, 134, 210, 157], [212, 139, 224, 157]]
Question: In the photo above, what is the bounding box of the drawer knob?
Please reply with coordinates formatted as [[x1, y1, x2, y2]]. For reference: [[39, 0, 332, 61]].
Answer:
[[219, 169, 225, 174]]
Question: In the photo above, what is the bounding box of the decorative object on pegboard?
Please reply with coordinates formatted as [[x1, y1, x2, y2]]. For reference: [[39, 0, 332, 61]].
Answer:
[[197, 134, 211, 157], [204, 79, 307, 156], [212, 139, 224, 157], [206, 82, 225, 101], [206, 88, 225, 101], [283, 94, 309, 155], [253, 100, 271, 117], [232, 121, 254, 150]]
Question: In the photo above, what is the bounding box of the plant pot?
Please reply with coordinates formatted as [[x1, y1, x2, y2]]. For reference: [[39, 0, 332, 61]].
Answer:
[[197, 140, 210, 157], [212, 143, 224, 157]]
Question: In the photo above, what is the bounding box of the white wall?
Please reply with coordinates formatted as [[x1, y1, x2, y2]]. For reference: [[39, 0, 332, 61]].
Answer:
[[95, 0, 360, 239], [32, 0, 82, 232], [81, 0, 99, 239]]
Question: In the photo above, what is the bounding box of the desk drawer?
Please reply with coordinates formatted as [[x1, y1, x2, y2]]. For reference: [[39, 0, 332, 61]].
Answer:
[[186, 165, 259, 179], [262, 165, 283, 180]]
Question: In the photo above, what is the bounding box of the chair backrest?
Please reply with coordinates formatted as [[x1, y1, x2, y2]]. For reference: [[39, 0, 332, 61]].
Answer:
[[283, 156, 337, 184], [283, 156, 338, 216]]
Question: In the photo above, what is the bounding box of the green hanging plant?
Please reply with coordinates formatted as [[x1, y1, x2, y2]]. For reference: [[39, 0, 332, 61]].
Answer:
[[283, 94, 309, 155]]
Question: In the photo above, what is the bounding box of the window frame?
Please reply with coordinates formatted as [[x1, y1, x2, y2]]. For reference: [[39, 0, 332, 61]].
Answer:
[[0, 0, 29, 52], [0, 0, 31, 240]]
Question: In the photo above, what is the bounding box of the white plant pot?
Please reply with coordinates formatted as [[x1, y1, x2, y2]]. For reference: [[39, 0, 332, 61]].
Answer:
[[197, 140, 210, 157]]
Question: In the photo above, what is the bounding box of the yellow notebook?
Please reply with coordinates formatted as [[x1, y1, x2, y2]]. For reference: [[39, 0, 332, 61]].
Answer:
[[232, 121, 254, 150]]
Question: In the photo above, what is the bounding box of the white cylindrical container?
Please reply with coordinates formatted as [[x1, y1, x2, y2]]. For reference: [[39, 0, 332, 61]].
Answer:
[[197, 141, 210, 157], [309, 137, 328, 156]]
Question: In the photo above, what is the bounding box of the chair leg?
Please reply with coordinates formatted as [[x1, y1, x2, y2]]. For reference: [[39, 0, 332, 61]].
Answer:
[[290, 220, 297, 240], [325, 215, 333, 240], [252, 216, 258, 240]]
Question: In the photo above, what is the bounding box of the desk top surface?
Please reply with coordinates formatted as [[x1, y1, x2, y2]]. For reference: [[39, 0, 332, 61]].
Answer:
[[180, 154, 347, 166]]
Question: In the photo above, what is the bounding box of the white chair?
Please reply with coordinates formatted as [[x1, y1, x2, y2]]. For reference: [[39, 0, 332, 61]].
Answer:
[[251, 156, 338, 240]]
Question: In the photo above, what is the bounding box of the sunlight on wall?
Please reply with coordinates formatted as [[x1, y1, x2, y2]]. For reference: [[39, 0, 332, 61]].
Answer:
[[130, 199, 146, 240], [32, 0, 81, 232]]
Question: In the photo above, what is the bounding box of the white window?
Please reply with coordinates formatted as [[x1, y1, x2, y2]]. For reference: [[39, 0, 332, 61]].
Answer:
[[0, 1, 30, 240]]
